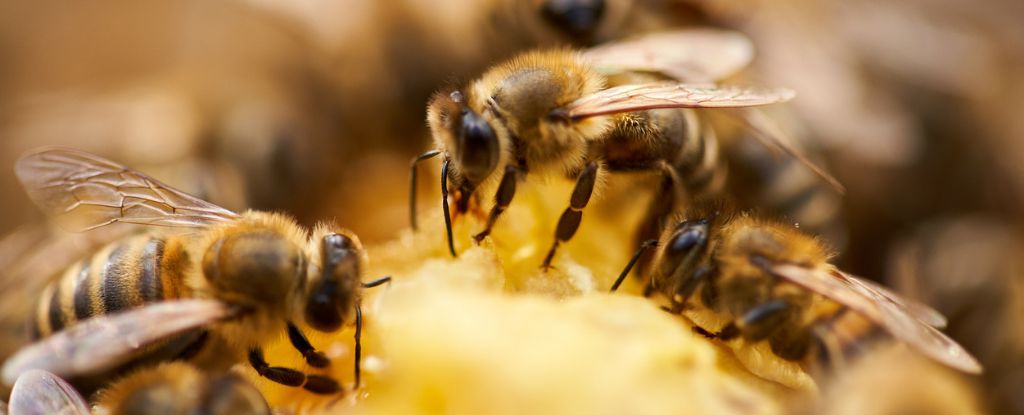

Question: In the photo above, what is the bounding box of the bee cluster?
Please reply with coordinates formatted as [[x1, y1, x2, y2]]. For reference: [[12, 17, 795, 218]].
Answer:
[[0, 1, 1022, 414]]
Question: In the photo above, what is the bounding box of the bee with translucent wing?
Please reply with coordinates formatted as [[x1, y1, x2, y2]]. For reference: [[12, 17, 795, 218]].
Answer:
[[610, 200, 980, 374], [410, 29, 834, 269], [3, 148, 391, 395]]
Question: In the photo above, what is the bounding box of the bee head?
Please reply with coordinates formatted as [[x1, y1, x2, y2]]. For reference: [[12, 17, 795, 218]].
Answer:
[[540, 0, 606, 40], [302, 232, 362, 332], [427, 90, 500, 187]]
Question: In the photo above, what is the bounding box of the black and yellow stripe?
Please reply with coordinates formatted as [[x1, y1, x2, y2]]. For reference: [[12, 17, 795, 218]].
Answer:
[[30, 235, 190, 340], [673, 115, 726, 198]]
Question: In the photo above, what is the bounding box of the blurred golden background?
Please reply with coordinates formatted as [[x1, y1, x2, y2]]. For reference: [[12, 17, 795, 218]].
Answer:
[[0, 0, 1021, 414]]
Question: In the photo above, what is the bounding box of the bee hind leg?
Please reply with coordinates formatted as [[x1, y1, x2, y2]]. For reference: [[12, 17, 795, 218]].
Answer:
[[472, 165, 518, 244], [541, 161, 600, 269]]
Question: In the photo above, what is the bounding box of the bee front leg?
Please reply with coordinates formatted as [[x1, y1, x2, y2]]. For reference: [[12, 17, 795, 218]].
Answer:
[[248, 348, 340, 395], [287, 323, 330, 368], [667, 265, 713, 313], [541, 161, 600, 269], [472, 165, 518, 244], [716, 299, 794, 342]]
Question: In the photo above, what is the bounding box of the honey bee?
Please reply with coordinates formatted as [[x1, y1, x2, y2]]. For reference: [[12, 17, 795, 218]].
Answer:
[[410, 29, 825, 268], [7, 363, 270, 415], [96, 362, 270, 415], [1, 148, 391, 395], [814, 346, 984, 415], [610, 200, 981, 374]]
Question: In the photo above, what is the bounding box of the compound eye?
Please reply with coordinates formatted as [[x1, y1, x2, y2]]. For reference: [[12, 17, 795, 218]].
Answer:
[[456, 110, 500, 184], [541, 0, 606, 40], [668, 220, 708, 254]]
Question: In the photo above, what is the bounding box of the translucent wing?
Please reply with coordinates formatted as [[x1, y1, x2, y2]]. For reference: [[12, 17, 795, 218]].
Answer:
[[8, 370, 89, 415], [767, 263, 981, 374], [1, 299, 232, 385], [849, 274, 947, 328], [564, 83, 796, 120], [584, 28, 754, 82], [15, 148, 240, 232], [731, 108, 846, 195]]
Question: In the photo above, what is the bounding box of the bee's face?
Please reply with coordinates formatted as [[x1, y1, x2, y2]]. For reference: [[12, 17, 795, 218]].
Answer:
[[428, 90, 500, 186], [304, 233, 361, 332]]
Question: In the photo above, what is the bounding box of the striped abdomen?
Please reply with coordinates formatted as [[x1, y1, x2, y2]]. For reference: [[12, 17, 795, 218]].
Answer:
[[726, 138, 846, 250], [30, 235, 192, 339], [671, 112, 727, 198]]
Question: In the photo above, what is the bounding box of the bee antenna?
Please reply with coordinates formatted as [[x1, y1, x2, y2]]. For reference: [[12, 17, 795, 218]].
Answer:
[[610, 239, 659, 293], [410, 150, 442, 231]]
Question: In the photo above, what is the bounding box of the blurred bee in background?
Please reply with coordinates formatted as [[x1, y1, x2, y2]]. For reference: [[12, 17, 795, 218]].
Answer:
[[1, 149, 391, 397], [410, 28, 840, 270], [719, 115, 848, 253], [96, 363, 270, 415], [888, 216, 1024, 413], [810, 345, 984, 415], [611, 200, 980, 374], [0, 0, 345, 234], [7, 364, 271, 415]]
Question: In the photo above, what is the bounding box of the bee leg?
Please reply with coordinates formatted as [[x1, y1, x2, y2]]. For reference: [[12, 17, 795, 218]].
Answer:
[[354, 304, 364, 388], [717, 300, 793, 342], [610, 239, 658, 293], [409, 149, 442, 231], [287, 323, 330, 368], [473, 165, 518, 244], [248, 348, 341, 394], [541, 161, 600, 269], [692, 326, 718, 339], [362, 276, 392, 288], [248, 348, 305, 387], [441, 158, 457, 257], [667, 265, 711, 313]]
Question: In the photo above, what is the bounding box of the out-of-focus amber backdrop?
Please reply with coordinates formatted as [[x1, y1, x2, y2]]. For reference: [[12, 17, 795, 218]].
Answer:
[[0, 0, 1021, 413]]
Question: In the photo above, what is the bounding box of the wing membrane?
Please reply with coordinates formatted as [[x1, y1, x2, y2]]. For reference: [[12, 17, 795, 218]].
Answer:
[[1, 299, 232, 385], [847, 274, 947, 328], [15, 148, 240, 232], [584, 28, 754, 82], [732, 109, 846, 194], [768, 264, 981, 374], [566, 83, 796, 120], [8, 370, 89, 415]]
